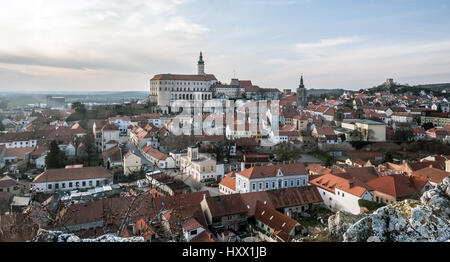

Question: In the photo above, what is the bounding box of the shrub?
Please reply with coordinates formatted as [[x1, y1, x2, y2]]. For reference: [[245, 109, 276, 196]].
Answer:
[[358, 199, 385, 211]]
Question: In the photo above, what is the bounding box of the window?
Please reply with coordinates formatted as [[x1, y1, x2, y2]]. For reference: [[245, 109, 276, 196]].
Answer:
[[62, 183, 66, 188], [265, 182, 269, 189], [323, 192, 325, 195], [272, 181, 275, 188], [55, 184, 59, 189], [342, 193, 344, 197], [290, 180, 294, 186], [89, 181, 93, 186], [259, 183, 262, 190], [297, 180, 300, 186], [190, 230, 197, 235], [76, 182, 80, 187], [284, 181, 288, 187], [48, 184, 52, 190], [252, 184, 255, 190], [69, 182, 73, 188], [82, 181, 86, 187]]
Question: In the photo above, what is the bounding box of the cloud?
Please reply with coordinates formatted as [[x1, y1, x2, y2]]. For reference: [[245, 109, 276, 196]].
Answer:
[[260, 38, 450, 90], [0, 0, 207, 74]]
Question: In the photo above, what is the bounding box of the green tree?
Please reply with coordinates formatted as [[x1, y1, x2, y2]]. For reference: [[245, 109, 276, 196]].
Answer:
[[437, 103, 442, 113], [383, 151, 394, 163], [45, 140, 66, 168], [274, 143, 302, 162], [0, 121, 4, 131], [422, 122, 434, 131]]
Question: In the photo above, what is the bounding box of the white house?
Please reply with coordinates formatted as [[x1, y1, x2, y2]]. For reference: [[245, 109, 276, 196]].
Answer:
[[123, 152, 142, 175], [109, 116, 131, 134], [0, 132, 37, 148], [140, 144, 175, 169], [31, 166, 113, 193], [180, 147, 224, 182], [234, 163, 309, 194], [309, 173, 373, 215]]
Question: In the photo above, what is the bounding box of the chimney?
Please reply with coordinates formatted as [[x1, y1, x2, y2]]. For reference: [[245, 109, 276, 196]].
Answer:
[[349, 181, 354, 188], [429, 165, 433, 168]]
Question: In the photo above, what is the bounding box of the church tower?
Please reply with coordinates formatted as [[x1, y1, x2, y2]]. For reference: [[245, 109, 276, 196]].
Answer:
[[198, 51, 205, 75], [296, 74, 307, 107]]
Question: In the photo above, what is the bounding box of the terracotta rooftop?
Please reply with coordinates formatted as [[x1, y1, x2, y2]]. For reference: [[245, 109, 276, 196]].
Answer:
[[219, 171, 236, 191], [151, 74, 217, 81], [412, 167, 449, 184], [205, 194, 248, 218], [238, 163, 307, 179], [33, 166, 112, 183], [254, 201, 298, 241], [365, 174, 426, 199], [310, 173, 372, 197]]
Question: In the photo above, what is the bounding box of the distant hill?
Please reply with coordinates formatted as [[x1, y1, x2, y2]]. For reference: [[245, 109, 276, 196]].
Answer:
[[367, 82, 450, 97], [306, 89, 352, 97]]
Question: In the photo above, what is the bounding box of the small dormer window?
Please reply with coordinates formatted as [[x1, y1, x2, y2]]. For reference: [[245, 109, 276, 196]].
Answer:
[[282, 222, 286, 227], [269, 216, 273, 220], [261, 211, 265, 216]]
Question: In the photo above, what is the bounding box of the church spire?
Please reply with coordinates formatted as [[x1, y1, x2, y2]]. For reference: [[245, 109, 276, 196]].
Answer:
[[299, 74, 304, 88], [197, 51, 205, 75], [198, 51, 204, 65]]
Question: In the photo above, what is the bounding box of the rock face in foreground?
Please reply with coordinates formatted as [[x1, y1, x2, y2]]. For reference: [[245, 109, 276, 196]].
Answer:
[[343, 177, 450, 242], [328, 211, 366, 241], [31, 229, 145, 242]]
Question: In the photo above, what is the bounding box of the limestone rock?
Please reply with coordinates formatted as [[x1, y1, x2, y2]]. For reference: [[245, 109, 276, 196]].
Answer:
[[343, 177, 450, 242], [328, 211, 365, 241], [31, 229, 145, 242]]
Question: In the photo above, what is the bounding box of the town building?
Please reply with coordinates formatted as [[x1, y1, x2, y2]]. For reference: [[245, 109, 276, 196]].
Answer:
[[309, 173, 373, 215], [234, 162, 309, 194], [123, 152, 142, 175], [149, 52, 218, 113], [31, 166, 113, 193], [180, 146, 224, 182]]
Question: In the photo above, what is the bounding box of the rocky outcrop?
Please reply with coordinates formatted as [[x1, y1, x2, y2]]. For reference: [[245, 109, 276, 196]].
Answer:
[[343, 177, 450, 242], [31, 229, 145, 242], [328, 211, 366, 241]]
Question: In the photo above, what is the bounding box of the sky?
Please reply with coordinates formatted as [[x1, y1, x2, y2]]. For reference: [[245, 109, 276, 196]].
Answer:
[[0, 0, 450, 93]]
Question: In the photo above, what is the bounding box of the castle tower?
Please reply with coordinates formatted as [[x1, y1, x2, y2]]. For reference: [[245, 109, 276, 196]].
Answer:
[[296, 74, 307, 107], [198, 51, 205, 75]]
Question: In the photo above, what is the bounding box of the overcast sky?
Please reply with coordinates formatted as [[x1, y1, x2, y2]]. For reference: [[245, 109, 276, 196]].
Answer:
[[1, 0, 450, 92]]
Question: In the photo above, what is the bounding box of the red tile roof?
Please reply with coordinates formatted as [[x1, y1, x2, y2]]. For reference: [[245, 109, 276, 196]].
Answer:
[[219, 172, 236, 191], [205, 194, 248, 218], [254, 201, 298, 241], [33, 166, 112, 183], [365, 174, 425, 199], [238, 163, 307, 179], [151, 74, 217, 81], [309, 173, 372, 197], [412, 167, 449, 184]]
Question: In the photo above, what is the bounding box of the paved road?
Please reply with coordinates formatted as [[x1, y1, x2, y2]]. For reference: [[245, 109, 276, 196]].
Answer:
[[124, 140, 152, 166]]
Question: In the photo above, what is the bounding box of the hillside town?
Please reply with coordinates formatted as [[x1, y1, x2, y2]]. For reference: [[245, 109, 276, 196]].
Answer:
[[0, 54, 450, 242]]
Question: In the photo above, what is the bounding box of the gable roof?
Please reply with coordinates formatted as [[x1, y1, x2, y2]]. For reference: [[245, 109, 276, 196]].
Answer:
[[254, 201, 298, 241], [309, 173, 372, 197], [33, 166, 112, 183], [238, 163, 307, 179], [365, 174, 425, 199], [205, 194, 248, 218], [151, 74, 217, 81], [219, 171, 236, 191], [412, 167, 449, 184]]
